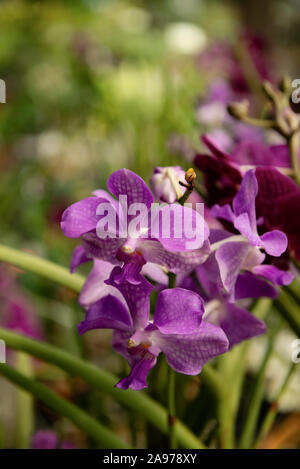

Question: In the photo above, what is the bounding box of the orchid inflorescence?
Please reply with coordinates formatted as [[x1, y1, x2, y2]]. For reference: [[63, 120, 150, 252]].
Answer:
[[61, 160, 294, 391]]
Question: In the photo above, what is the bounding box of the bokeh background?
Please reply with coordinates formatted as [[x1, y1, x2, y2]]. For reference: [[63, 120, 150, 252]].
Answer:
[[0, 0, 300, 449]]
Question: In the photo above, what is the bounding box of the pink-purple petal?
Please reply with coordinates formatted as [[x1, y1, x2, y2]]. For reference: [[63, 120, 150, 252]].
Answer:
[[105, 265, 153, 328], [215, 241, 251, 294], [218, 303, 266, 347], [107, 169, 154, 210], [79, 260, 123, 308], [139, 239, 210, 274], [235, 271, 277, 300], [233, 169, 257, 230], [252, 264, 294, 286], [260, 230, 288, 256], [115, 348, 157, 390], [70, 245, 92, 273], [77, 294, 132, 334], [152, 320, 229, 375], [153, 288, 204, 334], [60, 197, 104, 238]]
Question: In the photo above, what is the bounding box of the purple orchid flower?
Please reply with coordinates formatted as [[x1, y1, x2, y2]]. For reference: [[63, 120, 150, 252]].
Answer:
[[209, 171, 290, 298], [141, 253, 270, 348], [256, 166, 300, 262], [210, 169, 287, 254], [77, 265, 229, 390], [61, 169, 210, 274]]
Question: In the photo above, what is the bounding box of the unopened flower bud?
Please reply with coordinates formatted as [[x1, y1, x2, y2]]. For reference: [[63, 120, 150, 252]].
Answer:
[[185, 168, 196, 185], [150, 166, 185, 203], [279, 75, 291, 94], [227, 100, 249, 120]]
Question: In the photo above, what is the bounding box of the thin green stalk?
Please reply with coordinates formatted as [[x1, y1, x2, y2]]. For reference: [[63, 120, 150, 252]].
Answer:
[[0, 364, 129, 449], [218, 342, 248, 449], [254, 362, 296, 448], [168, 367, 176, 449], [238, 325, 279, 449], [0, 244, 84, 293], [275, 289, 300, 337], [201, 364, 224, 400], [14, 352, 34, 448], [0, 328, 205, 449], [217, 298, 272, 449]]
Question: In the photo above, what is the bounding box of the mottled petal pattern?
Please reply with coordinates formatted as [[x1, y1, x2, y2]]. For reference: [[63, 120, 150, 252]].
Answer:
[[107, 169, 154, 210], [152, 321, 229, 375], [61, 197, 105, 238], [154, 288, 204, 334], [106, 265, 153, 328]]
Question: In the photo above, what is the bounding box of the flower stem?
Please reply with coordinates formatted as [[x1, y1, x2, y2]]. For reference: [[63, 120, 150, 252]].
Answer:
[[254, 362, 296, 448], [0, 327, 205, 449], [0, 244, 84, 293], [218, 298, 272, 449], [275, 288, 300, 337], [167, 366, 177, 449], [218, 342, 248, 449], [0, 363, 130, 449], [238, 323, 279, 449], [178, 168, 196, 205], [14, 352, 34, 449]]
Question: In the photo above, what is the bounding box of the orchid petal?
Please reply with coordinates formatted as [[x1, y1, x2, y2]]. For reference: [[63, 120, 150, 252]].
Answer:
[[78, 294, 132, 334], [154, 288, 204, 334], [152, 321, 228, 375], [107, 169, 154, 210]]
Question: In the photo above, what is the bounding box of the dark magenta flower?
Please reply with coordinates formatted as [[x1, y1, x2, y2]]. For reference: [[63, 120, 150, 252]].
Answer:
[[194, 135, 299, 207], [255, 166, 300, 262]]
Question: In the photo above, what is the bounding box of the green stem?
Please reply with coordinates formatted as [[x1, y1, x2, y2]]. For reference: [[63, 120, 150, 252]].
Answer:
[[217, 298, 272, 449], [14, 352, 34, 448], [238, 325, 279, 449], [0, 244, 84, 293], [275, 289, 300, 337], [218, 342, 248, 449], [167, 272, 176, 289], [254, 362, 296, 448], [0, 328, 205, 449], [178, 187, 193, 205], [0, 364, 129, 449], [201, 364, 224, 400], [167, 367, 176, 449], [236, 115, 276, 129]]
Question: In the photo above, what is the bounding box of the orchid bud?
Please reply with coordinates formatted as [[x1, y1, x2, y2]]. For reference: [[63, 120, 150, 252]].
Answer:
[[227, 100, 249, 120], [150, 166, 186, 203]]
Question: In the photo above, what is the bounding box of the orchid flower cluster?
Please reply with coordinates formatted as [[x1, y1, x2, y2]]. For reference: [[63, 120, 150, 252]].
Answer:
[[61, 161, 294, 391]]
